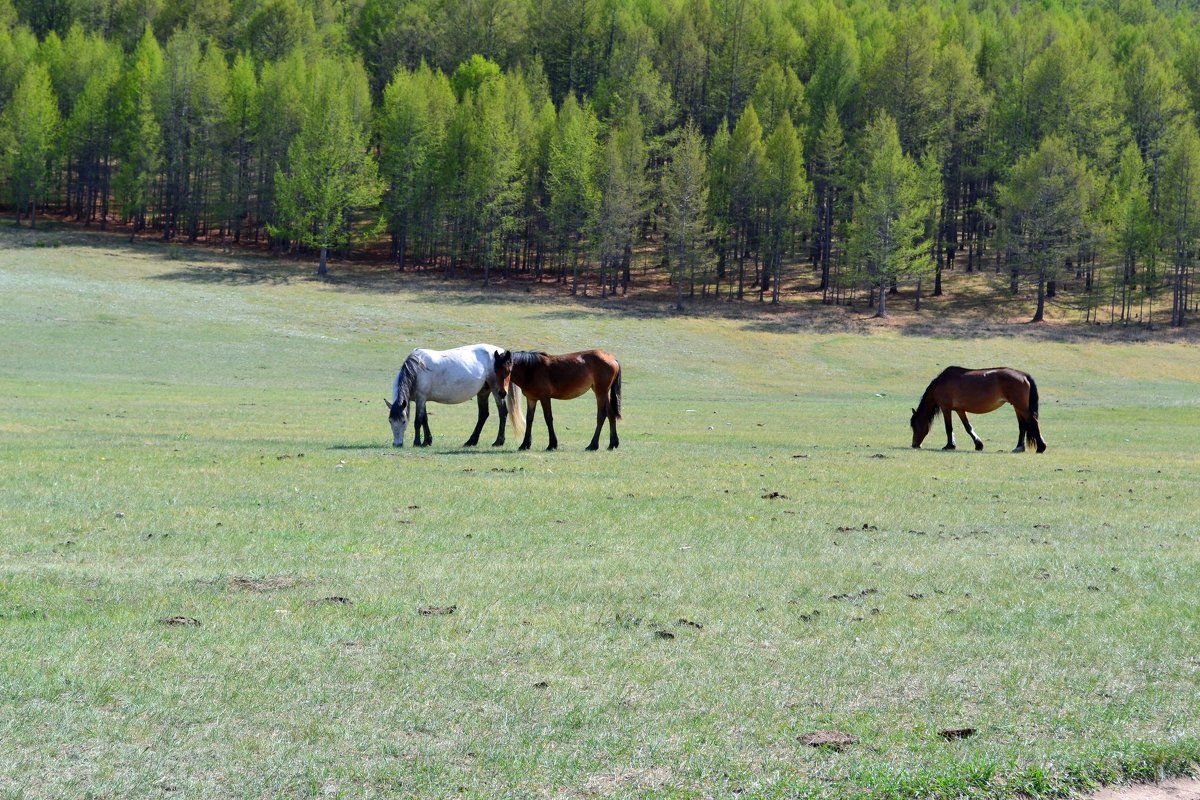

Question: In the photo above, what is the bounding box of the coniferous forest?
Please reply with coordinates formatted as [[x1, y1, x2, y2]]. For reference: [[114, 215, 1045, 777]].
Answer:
[[2, 0, 1200, 325]]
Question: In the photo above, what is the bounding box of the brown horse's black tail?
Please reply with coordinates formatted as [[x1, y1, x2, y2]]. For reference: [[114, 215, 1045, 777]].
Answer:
[[610, 363, 623, 420], [1026, 372, 1040, 448]]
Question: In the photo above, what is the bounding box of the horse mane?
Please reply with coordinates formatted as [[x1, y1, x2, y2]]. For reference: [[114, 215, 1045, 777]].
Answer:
[[915, 366, 967, 426], [511, 350, 546, 369], [391, 353, 421, 419]]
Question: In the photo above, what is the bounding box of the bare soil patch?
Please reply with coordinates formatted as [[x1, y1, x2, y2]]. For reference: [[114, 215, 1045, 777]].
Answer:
[[1089, 779, 1200, 800]]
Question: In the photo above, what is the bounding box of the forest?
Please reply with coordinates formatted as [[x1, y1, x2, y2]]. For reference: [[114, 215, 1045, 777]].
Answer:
[[2, 0, 1200, 325]]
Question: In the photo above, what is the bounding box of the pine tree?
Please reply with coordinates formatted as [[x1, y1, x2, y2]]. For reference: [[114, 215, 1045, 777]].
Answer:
[[1, 63, 60, 227], [594, 103, 648, 296], [812, 104, 845, 300], [546, 93, 600, 294], [726, 105, 765, 300], [1160, 123, 1200, 327], [270, 59, 382, 276], [848, 112, 931, 318], [661, 121, 710, 311], [113, 27, 163, 236], [759, 115, 809, 303], [998, 135, 1099, 323], [1105, 143, 1154, 325]]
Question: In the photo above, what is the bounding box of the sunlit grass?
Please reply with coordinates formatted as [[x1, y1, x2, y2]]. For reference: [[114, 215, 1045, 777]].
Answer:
[[1, 227, 1198, 799]]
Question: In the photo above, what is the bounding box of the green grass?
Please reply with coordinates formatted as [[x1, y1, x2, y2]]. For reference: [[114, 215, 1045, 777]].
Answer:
[[1, 226, 1198, 800]]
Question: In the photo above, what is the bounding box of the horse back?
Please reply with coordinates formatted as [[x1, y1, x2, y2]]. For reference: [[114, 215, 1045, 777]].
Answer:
[[935, 367, 1031, 413], [513, 349, 619, 400]]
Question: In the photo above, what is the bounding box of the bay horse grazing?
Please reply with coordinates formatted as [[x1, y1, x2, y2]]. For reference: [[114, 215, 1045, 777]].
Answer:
[[910, 366, 1047, 453], [506, 350, 622, 451], [385, 344, 520, 448]]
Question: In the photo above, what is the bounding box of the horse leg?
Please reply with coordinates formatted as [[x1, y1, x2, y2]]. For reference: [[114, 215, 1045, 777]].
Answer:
[[518, 398, 537, 451], [957, 410, 983, 450], [490, 390, 506, 447], [1026, 413, 1047, 453], [463, 390, 488, 447], [586, 389, 605, 451], [607, 398, 619, 451], [416, 399, 432, 447], [941, 407, 956, 450], [412, 399, 424, 447], [543, 399, 558, 451]]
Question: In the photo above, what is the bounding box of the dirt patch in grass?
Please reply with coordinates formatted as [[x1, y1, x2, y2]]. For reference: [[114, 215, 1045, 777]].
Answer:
[[583, 766, 672, 796], [227, 575, 305, 592], [1090, 779, 1200, 800]]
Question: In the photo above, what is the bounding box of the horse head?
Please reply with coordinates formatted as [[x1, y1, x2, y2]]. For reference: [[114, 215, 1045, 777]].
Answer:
[[910, 406, 930, 448], [492, 349, 513, 412], [386, 397, 408, 447]]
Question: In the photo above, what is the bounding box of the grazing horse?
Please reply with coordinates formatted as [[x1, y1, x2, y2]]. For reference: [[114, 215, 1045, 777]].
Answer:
[[385, 344, 520, 448], [910, 366, 1047, 453], [506, 350, 622, 451]]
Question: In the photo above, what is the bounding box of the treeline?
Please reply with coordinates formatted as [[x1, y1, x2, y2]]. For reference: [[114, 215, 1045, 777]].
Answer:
[[2, 0, 1200, 325]]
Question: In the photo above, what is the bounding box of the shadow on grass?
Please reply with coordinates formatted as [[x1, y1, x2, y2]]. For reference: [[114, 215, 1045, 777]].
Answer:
[[29, 225, 1200, 344]]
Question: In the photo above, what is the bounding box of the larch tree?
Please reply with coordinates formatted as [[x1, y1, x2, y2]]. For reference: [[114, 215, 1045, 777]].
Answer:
[[270, 59, 382, 276], [759, 115, 809, 303], [661, 121, 710, 311], [594, 103, 648, 296], [113, 26, 163, 236], [847, 112, 931, 318], [546, 92, 600, 293], [1, 63, 60, 227], [998, 135, 1099, 323], [1159, 122, 1200, 328], [811, 103, 846, 300], [1104, 143, 1154, 325], [726, 104, 765, 299]]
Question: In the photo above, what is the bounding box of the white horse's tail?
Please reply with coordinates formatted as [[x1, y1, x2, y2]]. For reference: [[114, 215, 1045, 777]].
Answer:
[[507, 382, 525, 440]]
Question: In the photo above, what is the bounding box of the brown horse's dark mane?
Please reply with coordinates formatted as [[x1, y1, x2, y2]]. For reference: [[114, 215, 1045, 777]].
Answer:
[[915, 366, 969, 426], [511, 350, 546, 370]]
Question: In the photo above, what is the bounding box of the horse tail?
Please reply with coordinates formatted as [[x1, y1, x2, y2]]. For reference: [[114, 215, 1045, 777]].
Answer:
[[507, 382, 525, 439], [1025, 372, 1040, 448], [610, 361, 623, 420]]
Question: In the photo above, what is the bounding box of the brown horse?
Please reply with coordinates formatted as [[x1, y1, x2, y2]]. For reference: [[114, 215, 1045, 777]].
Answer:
[[910, 366, 1047, 453], [505, 350, 622, 451]]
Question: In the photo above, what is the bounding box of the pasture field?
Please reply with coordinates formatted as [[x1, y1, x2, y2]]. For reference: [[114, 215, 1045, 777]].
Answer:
[[1, 227, 1198, 800]]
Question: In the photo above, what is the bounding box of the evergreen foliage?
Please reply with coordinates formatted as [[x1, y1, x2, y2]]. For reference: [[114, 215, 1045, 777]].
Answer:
[[2, 0, 1200, 324]]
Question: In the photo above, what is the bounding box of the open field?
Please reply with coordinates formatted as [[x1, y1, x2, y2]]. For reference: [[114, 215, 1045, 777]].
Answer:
[[1, 227, 1198, 800]]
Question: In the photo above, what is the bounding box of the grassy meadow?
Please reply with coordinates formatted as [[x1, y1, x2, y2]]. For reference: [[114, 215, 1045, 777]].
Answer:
[[1, 226, 1198, 800]]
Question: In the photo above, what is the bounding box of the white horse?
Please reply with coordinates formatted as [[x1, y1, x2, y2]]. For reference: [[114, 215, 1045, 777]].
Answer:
[[385, 344, 525, 448]]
